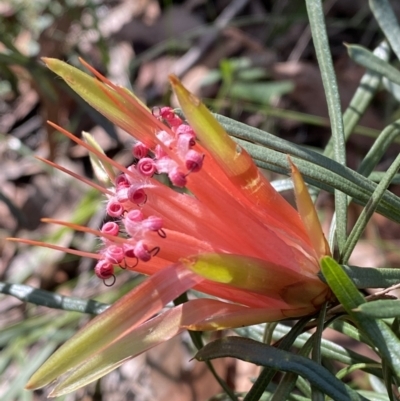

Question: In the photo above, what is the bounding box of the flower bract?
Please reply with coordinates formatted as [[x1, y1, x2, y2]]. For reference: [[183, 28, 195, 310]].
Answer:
[[17, 58, 332, 396]]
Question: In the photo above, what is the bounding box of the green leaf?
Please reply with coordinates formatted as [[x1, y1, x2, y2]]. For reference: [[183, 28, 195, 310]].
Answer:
[[0, 282, 109, 315], [357, 300, 400, 319], [196, 336, 367, 401], [321, 256, 400, 378], [369, 0, 400, 61], [230, 81, 294, 104], [346, 44, 400, 86], [341, 153, 400, 263], [342, 41, 390, 141], [236, 322, 380, 371], [305, 0, 347, 252], [359, 119, 400, 178], [341, 265, 400, 289], [311, 303, 327, 401], [243, 317, 311, 401]]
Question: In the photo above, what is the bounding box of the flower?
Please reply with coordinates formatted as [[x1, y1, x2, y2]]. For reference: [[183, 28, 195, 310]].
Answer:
[[16, 59, 332, 396]]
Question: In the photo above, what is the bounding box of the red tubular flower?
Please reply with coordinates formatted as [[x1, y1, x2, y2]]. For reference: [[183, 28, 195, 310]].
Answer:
[[12, 59, 332, 396]]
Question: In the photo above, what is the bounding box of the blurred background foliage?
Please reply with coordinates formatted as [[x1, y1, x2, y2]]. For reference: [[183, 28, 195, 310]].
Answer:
[[2, 0, 400, 400]]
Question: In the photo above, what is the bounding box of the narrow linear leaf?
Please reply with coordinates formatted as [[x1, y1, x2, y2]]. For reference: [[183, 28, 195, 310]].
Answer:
[[369, 172, 400, 184], [243, 317, 311, 401], [325, 41, 389, 159], [271, 321, 328, 401], [0, 282, 109, 315], [341, 153, 400, 263], [336, 363, 381, 381], [311, 304, 327, 401], [342, 266, 400, 289], [369, 0, 400, 61], [346, 44, 400, 86], [343, 41, 389, 138], [236, 323, 381, 372], [321, 256, 400, 378], [357, 300, 400, 319], [359, 119, 400, 178], [196, 337, 367, 401], [305, 0, 347, 252]]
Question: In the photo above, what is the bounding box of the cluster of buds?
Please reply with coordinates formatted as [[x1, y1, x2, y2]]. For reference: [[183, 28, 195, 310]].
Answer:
[[95, 107, 204, 283]]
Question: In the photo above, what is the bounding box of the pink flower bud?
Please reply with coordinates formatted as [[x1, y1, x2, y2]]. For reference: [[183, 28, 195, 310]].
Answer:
[[104, 245, 124, 264], [185, 150, 204, 173], [168, 167, 187, 187], [142, 215, 163, 231], [124, 212, 141, 237], [106, 198, 124, 217], [132, 142, 149, 159], [94, 260, 114, 279], [115, 174, 130, 188], [123, 245, 136, 259], [134, 241, 151, 262], [160, 107, 182, 127], [101, 222, 119, 237], [175, 124, 196, 140], [127, 185, 147, 205], [177, 133, 196, 151], [126, 209, 144, 222], [159, 106, 174, 120], [137, 157, 157, 177]]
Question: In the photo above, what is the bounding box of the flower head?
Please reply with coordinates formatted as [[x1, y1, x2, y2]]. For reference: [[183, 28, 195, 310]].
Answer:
[[17, 59, 332, 396]]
